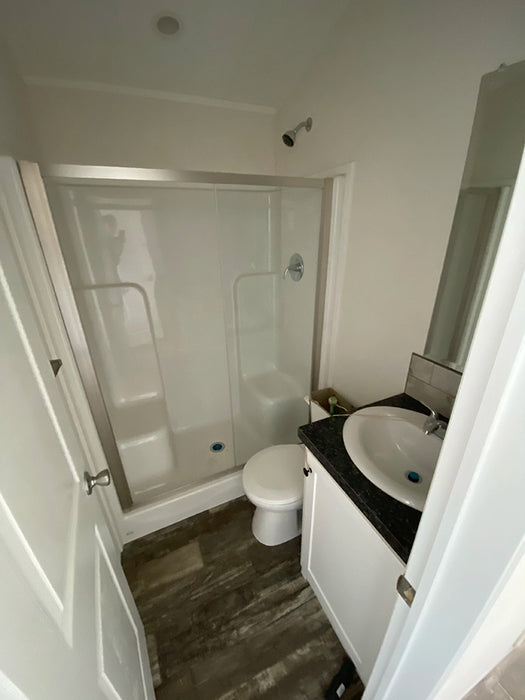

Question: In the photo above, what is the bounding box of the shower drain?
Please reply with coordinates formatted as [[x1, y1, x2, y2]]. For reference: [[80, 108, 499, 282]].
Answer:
[[210, 441, 225, 453]]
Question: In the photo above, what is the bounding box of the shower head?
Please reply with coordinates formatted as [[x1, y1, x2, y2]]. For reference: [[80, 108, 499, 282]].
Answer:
[[282, 117, 312, 147]]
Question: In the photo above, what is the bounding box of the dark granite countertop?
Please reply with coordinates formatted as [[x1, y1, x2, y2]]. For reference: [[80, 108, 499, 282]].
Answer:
[[298, 393, 426, 563]]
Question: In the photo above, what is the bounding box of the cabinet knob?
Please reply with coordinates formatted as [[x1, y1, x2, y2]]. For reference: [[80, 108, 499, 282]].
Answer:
[[303, 466, 312, 477]]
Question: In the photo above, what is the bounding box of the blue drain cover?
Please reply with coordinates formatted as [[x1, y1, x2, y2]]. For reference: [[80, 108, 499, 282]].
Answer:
[[210, 442, 225, 453], [406, 471, 421, 484]]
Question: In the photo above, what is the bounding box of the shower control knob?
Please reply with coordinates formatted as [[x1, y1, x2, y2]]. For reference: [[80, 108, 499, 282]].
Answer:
[[84, 469, 111, 495], [303, 466, 312, 477], [283, 253, 304, 281]]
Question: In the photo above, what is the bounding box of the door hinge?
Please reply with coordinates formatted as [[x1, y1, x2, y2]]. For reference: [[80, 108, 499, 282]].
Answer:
[[50, 358, 63, 376], [397, 574, 416, 607]]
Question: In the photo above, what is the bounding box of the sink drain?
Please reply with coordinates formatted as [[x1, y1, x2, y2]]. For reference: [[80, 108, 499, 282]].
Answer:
[[406, 471, 422, 484]]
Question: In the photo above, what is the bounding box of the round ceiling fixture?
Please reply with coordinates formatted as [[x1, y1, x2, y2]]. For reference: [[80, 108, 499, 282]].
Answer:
[[155, 14, 181, 37]]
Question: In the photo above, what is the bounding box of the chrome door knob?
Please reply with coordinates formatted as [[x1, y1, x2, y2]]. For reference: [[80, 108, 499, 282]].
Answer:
[[84, 469, 111, 495]]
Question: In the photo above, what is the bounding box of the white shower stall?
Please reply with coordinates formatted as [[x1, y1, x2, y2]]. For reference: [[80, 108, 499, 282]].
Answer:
[[28, 165, 329, 530]]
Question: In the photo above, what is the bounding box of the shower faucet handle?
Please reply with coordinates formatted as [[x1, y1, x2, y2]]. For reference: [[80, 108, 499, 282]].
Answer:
[[283, 263, 301, 278], [283, 253, 304, 281]]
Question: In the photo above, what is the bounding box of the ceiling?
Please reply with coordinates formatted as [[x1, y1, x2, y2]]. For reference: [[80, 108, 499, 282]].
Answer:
[[0, 0, 351, 109]]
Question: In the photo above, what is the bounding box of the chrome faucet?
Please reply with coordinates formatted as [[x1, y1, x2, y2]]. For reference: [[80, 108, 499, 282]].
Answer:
[[422, 404, 448, 438]]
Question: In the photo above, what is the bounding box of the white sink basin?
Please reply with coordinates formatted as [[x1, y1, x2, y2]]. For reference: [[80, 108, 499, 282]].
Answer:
[[342, 406, 442, 511]]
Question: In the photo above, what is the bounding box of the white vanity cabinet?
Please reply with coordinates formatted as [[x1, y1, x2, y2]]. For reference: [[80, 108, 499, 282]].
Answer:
[[301, 450, 405, 684]]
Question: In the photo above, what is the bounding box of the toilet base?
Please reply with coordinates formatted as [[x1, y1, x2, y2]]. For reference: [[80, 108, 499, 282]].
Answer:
[[252, 506, 302, 546]]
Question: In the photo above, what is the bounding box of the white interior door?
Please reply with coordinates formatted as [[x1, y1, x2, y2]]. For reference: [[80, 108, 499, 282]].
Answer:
[[0, 157, 154, 699]]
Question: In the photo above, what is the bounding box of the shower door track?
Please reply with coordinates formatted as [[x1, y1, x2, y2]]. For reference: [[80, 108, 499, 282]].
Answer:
[[19, 161, 333, 513], [41, 164, 326, 190]]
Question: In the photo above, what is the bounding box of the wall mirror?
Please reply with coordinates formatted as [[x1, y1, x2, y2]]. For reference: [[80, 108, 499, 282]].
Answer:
[[425, 59, 525, 371]]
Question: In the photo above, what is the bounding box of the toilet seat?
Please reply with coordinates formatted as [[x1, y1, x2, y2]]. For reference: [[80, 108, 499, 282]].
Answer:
[[242, 444, 305, 509]]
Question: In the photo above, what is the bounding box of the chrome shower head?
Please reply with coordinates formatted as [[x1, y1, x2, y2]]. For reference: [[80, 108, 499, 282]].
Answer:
[[282, 117, 312, 147]]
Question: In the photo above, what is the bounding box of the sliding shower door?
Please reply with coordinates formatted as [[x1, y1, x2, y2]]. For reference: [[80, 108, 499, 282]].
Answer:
[[47, 183, 235, 505], [40, 169, 326, 509]]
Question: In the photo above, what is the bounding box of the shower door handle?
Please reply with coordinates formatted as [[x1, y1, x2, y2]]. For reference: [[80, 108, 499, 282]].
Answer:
[[84, 469, 111, 495]]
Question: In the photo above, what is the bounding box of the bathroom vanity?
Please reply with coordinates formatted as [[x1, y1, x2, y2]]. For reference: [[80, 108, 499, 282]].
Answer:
[[299, 394, 426, 683]]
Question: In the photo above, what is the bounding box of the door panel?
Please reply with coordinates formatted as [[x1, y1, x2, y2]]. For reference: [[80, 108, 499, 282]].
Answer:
[[95, 527, 147, 700]]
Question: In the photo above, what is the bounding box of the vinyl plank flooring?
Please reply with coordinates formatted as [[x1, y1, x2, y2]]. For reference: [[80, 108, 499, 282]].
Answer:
[[122, 497, 364, 699]]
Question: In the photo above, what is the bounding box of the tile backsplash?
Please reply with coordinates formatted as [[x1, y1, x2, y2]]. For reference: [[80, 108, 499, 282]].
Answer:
[[405, 353, 462, 419]]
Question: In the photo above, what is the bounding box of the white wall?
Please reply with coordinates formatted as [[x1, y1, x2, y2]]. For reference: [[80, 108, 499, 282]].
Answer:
[[275, 0, 525, 406], [0, 39, 35, 159], [26, 83, 275, 173]]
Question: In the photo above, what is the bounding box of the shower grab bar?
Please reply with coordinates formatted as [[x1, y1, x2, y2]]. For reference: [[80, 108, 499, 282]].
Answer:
[[232, 271, 279, 383], [81, 281, 152, 321], [79, 282, 170, 412]]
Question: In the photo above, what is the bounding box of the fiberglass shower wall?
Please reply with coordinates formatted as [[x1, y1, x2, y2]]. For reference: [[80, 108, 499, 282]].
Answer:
[[216, 186, 322, 465], [46, 179, 322, 506]]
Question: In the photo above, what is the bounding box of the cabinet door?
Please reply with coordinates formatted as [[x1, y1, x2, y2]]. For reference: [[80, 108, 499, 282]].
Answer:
[[301, 453, 405, 683]]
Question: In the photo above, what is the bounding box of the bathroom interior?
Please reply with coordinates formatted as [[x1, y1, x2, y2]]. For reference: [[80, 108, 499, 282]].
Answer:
[[1, 1, 525, 699], [44, 170, 324, 513]]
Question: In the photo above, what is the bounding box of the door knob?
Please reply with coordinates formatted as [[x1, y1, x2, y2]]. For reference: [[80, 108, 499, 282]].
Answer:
[[84, 469, 111, 495]]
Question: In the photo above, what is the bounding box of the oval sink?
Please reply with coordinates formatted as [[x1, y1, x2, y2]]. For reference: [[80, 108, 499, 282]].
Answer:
[[342, 406, 442, 511]]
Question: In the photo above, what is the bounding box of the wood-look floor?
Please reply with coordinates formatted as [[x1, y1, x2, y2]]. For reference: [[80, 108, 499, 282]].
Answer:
[[122, 497, 364, 699]]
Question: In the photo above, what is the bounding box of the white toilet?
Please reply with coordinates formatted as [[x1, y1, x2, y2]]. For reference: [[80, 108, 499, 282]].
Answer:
[[242, 444, 305, 546]]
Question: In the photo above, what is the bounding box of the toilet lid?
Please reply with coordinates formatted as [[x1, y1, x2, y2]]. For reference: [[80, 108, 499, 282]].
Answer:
[[243, 444, 305, 505]]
